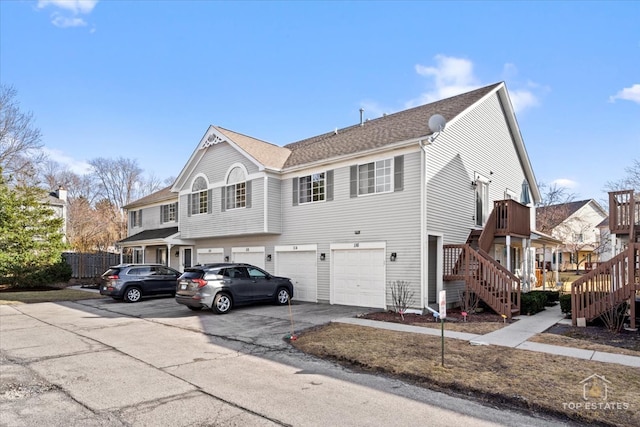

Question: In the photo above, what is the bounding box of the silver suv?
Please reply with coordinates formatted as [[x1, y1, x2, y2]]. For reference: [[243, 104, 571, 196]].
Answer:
[[175, 263, 294, 314], [99, 264, 181, 303]]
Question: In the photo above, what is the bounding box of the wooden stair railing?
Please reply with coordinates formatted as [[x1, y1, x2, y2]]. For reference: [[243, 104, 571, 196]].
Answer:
[[444, 244, 521, 319], [571, 243, 640, 328]]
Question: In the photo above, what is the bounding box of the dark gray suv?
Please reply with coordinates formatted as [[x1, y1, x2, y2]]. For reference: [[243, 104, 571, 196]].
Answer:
[[175, 263, 294, 314], [99, 264, 181, 303]]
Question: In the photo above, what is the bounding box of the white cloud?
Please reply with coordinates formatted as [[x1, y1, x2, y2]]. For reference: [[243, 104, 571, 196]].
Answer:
[[609, 84, 640, 104], [407, 55, 479, 107], [407, 55, 541, 113], [38, 0, 98, 14], [552, 178, 578, 189], [42, 147, 92, 175], [51, 13, 87, 28], [37, 0, 98, 28]]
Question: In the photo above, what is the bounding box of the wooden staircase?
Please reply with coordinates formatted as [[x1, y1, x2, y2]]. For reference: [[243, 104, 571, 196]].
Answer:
[[444, 244, 521, 319], [571, 243, 640, 328]]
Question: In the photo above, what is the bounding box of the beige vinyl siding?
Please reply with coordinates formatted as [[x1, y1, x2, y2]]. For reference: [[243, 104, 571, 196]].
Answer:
[[195, 142, 260, 183], [427, 92, 528, 245], [178, 146, 266, 239], [280, 151, 423, 306], [267, 177, 282, 234]]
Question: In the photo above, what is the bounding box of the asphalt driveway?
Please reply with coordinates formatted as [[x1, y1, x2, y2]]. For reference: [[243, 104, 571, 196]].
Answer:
[[75, 295, 373, 351], [1, 296, 565, 426]]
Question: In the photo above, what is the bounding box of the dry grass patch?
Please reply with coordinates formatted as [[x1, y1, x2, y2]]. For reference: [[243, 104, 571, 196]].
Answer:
[[0, 289, 105, 304], [292, 323, 640, 427], [410, 321, 505, 334]]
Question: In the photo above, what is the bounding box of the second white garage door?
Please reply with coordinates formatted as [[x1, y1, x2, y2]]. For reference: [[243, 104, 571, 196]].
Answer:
[[275, 250, 317, 302], [232, 248, 265, 269], [332, 248, 386, 308]]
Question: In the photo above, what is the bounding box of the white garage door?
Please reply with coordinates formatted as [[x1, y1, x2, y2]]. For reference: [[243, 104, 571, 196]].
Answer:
[[197, 252, 224, 265], [276, 251, 317, 302], [332, 248, 385, 308], [232, 250, 265, 269]]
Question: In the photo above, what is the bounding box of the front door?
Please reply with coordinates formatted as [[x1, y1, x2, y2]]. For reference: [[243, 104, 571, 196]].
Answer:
[[183, 248, 192, 269]]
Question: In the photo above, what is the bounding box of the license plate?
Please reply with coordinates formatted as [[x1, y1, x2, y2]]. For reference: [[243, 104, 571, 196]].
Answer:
[[181, 284, 187, 290]]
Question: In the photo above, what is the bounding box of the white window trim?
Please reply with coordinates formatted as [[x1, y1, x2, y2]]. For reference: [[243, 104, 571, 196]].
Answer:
[[358, 158, 393, 197]]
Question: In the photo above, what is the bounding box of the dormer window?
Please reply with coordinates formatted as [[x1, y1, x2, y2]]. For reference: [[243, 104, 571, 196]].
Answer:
[[225, 167, 246, 210], [189, 176, 209, 215]]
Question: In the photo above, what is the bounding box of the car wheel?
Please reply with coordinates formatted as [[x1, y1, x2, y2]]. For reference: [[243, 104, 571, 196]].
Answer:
[[275, 288, 290, 305], [213, 293, 232, 314], [187, 306, 202, 311], [124, 287, 142, 303]]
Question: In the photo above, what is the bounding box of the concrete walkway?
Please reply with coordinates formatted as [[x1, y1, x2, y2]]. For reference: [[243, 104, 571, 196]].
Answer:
[[335, 304, 640, 368]]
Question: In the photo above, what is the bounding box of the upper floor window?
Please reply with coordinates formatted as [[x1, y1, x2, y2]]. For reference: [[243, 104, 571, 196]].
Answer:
[[161, 202, 177, 223], [358, 159, 392, 195], [225, 167, 246, 210], [130, 209, 142, 227], [299, 172, 325, 203], [189, 176, 209, 215]]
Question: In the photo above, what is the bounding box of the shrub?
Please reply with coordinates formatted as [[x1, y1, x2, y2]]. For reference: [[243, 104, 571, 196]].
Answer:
[[389, 280, 414, 320], [535, 290, 560, 305], [520, 292, 547, 315], [559, 294, 572, 314], [11, 256, 72, 289], [598, 301, 628, 333]]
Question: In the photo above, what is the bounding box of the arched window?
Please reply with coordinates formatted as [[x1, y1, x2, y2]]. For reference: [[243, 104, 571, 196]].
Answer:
[[190, 176, 209, 215], [226, 167, 246, 209]]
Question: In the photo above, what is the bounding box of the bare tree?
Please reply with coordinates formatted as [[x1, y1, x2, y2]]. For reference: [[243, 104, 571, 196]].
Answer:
[[536, 182, 576, 234], [89, 157, 143, 211], [604, 159, 640, 193], [0, 85, 45, 183]]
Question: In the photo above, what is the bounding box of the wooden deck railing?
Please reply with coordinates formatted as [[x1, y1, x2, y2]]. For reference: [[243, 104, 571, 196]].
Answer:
[[478, 199, 530, 253], [609, 190, 639, 239], [444, 244, 521, 319], [571, 243, 640, 327]]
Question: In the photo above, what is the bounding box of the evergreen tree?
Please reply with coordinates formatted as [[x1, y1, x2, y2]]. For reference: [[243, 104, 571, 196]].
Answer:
[[0, 169, 66, 287]]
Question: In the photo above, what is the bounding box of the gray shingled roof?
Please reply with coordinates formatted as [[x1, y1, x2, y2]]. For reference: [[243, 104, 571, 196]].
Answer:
[[118, 226, 179, 243], [536, 199, 593, 230], [282, 83, 500, 168], [124, 185, 175, 209]]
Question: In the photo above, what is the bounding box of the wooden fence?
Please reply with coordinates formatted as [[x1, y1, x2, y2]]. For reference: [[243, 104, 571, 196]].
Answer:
[[63, 252, 131, 280]]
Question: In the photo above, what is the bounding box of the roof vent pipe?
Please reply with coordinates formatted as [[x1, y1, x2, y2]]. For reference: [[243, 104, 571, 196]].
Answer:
[[359, 108, 364, 126]]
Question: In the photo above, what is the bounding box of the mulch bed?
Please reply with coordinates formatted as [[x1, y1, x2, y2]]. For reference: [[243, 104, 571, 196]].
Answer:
[[359, 308, 507, 324]]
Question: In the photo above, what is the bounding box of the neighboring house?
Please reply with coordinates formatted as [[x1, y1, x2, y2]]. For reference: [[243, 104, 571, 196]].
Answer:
[[536, 199, 608, 272], [46, 185, 68, 243], [118, 82, 545, 315]]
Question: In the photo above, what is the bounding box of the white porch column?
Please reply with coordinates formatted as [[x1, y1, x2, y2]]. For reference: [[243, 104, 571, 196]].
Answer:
[[542, 243, 547, 290], [505, 235, 512, 271]]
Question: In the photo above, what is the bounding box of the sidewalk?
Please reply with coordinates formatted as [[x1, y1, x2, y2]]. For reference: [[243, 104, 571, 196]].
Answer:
[[335, 304, 640, 368]]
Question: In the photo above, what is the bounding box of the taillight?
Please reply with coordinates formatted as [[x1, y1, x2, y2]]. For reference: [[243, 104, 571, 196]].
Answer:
[[107, 275, 119, 280], [194, 278, 207, 288]]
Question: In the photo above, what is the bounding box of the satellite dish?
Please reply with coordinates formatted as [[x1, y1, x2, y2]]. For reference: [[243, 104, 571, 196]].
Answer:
[[428, 114, 446, 133]]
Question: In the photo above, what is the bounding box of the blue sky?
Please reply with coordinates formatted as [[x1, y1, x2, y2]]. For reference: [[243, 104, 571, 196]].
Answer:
[[1, 1, 638, 203]]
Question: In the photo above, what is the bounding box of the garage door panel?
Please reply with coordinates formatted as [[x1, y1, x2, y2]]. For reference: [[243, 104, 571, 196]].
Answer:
[[276, 251, 317, 302], [332, 248, 385, 308], [233, 252, 265, 269], [197, 253, 224, 265]]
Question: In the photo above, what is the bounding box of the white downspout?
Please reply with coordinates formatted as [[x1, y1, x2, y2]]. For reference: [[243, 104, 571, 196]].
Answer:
[[420, 141, 429, 310]]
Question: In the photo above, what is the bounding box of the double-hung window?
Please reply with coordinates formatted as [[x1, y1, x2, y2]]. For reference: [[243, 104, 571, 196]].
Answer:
[[190, 177, 208, 215], [225, 167, 246, 210], [161, 203, 177, 223], [130, 210, 142, 227], [359, 159, 392, 195], [299, 172, 325, 203]]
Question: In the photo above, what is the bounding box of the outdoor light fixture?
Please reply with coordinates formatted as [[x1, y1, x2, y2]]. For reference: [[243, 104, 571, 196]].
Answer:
[[174, 251, 179, 258], [320, 253, 326, 261], [390, 252, 397, 262], [354, 230, 361, 235], [224, 256, 229, 262], [266, 254, 272, 262]]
